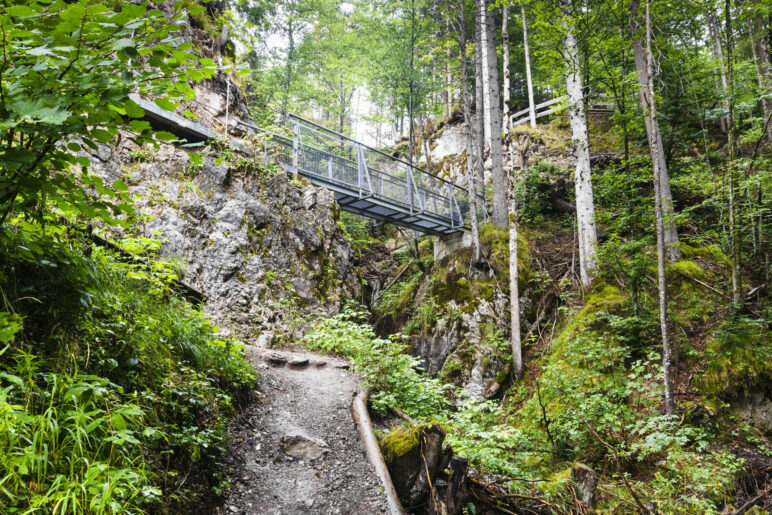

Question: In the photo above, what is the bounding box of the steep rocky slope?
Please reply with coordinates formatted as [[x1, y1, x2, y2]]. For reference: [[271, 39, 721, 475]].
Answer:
[[90, 134, 361, 341]]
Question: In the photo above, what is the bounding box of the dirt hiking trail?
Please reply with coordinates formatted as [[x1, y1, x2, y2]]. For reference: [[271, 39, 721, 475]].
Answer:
[[211, 346, 391, 515]]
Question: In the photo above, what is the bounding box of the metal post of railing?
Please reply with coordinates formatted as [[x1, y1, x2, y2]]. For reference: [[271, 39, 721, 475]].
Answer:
[[357, 144, 363, 197], [406, 165, 413, 214], [451, 188, 462, 227], [292, 121, 300, 170], [447, 184, 454, 228], [327, 158, 333, 179]]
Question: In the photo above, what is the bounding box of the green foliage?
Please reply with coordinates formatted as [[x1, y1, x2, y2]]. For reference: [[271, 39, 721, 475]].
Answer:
[[0, 0, 218, 228], [445, 400, 529, 477], [305, 305, 450, 419], [516, 162, 566, 222], [698, 316, 772, 394], [0, 223, 256, 512], [0, 359, 161, 513], [374, 271, 422, 321], [337, 212, 372, 252]]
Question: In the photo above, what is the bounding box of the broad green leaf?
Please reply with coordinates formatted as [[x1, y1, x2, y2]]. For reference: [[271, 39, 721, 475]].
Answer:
[[154, 98, 177, 112], [188, 153, 203, 166], [0, 313, 23, 342], [124, 99, 145, 119], [91, 129, 112, 143], [154, 131, 178, 142], [6, 5, 34, 17]]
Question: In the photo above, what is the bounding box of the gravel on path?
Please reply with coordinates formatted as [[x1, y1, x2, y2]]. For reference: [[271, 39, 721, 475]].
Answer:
[[210, 346, 391, 515]]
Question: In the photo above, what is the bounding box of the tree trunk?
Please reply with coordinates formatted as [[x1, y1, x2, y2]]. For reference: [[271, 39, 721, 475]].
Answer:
[[562, 0, 598, 286], [479, 0, 507, 227], [509, 137, 528, 378], [281, 18, 295, 119], [421, 115, 434, 173], [643, 0, 675, 415], [522, 7, 537, 128], [502, 5, 511, 132], [708, 12, 730, 133], [458, 1, 483, 263], [474, 8, 487, 193], [748, 14, 772, 151], [725, 0, 742, 306], [629, 2, 681, 261]]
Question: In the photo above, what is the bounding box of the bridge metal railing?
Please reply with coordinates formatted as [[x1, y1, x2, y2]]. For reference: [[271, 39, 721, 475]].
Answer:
[[239, 114, 487, 231]]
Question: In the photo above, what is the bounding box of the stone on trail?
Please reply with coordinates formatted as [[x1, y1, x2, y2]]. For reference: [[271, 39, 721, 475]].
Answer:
[[287, 357, 309, 369], [281, 435, 329, 460]]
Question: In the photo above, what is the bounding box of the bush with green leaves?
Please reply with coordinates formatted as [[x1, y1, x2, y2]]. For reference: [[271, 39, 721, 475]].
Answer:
[[0, 222, 256, 512], [305, 305, 450, 419], [0, 0, 217, 227]]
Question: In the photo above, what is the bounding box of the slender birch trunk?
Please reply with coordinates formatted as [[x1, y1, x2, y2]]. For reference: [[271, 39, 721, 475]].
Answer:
[[630, 1, 681, 261], [708, 12, 730, 133], [725, 0, 742, 306], [641, 0, 675, 415], [509, 136, 529, 378], [502, 6, 511, 132], [562, 0, 598, 285], [748, 15, 772, 151], [474, 9, 487, 192], [456, 0, 482, 262], [522, 6, 537, 128], [480, 0, 507, 227]]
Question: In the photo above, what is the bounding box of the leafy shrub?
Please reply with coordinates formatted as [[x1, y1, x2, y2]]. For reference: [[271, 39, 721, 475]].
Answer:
[[0, 223, 256, 512], [305, 306, 450, 419], [338, 212, 372, 251]]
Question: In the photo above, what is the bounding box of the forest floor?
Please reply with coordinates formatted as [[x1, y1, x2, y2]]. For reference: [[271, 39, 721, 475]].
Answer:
[[209, 346, 390, 515]]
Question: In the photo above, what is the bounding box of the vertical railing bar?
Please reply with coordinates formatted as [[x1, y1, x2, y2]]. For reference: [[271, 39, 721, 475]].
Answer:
[[292, 121, 300, 170], [409, 166, 424, 213], [361, 146, 374, 195], [357, 143, 363, 197], [405, 164, 413, 215]]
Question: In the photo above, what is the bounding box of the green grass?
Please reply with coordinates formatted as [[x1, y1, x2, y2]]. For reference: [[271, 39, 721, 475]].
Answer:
[[0, 222, 256, 513]]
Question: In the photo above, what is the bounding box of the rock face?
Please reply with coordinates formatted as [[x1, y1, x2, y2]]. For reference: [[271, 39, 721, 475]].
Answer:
[[412, 290, 514, 400], [407, 244, 531, 401], [90, 137, 361, 341], [732, 386, 772, 436]]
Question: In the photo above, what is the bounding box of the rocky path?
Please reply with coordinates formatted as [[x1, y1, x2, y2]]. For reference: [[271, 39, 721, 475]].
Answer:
[[211, 346, 391, 515]]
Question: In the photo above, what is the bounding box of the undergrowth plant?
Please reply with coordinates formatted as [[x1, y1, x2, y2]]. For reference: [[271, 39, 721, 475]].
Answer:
[[0, 222, 256, 513], [305, 305, 450, 419]]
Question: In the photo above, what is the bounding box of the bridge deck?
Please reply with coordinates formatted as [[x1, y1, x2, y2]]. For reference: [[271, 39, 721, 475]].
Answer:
[[252, 115, 484, 236], [133, 96, 483, 235]]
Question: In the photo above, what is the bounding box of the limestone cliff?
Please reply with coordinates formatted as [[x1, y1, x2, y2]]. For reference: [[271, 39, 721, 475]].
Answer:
[[90, 132, 360, 342]]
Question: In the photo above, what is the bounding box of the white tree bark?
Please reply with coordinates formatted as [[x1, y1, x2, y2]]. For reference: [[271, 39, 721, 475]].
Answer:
[[474, 6, 486, 194], [643, 0, 675, 416], [630, 5, 681, 261], [562, 0, 598, 286], [509, 137, 529, 378], [708, 12, 729, 133], [748, 17, 772, 149], [479, 0, 507, 227], [457, 0, 482, 262], [522, 7, 537, 128], [502, 6, 511, 131]]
